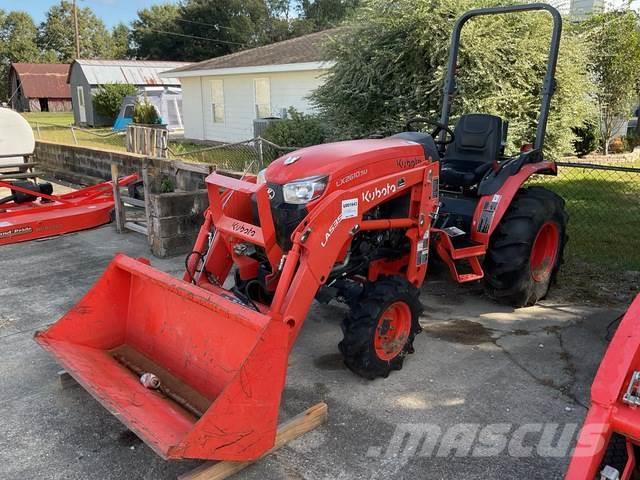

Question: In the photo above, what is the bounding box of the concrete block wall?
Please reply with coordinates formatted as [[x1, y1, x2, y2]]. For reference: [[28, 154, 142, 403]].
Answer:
[[34, 141, 216, 258], [148, 190, 209, 258]]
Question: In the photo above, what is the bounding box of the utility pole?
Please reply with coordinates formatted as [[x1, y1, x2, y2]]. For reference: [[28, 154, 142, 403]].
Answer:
[[73, 0, 80, 59]]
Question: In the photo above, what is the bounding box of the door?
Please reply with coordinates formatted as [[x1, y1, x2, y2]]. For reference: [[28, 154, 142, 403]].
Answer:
[[77, 86, 86, 123]]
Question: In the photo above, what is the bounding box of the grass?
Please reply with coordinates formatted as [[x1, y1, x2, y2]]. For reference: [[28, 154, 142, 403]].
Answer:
[[22, 111, 74, 126], [530, 165, 640, 271]]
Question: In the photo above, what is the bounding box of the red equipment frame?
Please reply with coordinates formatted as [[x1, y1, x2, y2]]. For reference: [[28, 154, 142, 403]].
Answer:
[[35, 162, 439, 461], [0, 175, 138, 246], [566, 294, 640, 479]]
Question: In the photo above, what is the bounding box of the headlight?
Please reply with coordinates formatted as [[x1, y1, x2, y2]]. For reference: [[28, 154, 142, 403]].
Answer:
[[256, 168, 267, 184], [282, 175, 327, 204]]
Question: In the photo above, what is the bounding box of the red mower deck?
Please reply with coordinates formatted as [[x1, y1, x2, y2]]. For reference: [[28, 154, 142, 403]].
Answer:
[[0, 175, 138, 246]]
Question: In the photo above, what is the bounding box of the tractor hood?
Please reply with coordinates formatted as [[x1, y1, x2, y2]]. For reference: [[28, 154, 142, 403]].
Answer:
[[265, 138, 425, 185]]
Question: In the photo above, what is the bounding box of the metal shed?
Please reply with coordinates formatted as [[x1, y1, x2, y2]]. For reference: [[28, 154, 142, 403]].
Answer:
[[68, 59, 189, 127]]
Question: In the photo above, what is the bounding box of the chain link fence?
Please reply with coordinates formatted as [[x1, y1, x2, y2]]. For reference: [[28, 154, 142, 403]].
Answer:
[[29, 121, 294, 173], [530, 161, 640, 271], [28, 120, 640, 272]]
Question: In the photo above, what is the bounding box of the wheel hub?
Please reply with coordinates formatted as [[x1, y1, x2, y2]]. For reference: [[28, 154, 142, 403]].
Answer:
[[530, 221, 560, 282], [374, 302, 411, 361]]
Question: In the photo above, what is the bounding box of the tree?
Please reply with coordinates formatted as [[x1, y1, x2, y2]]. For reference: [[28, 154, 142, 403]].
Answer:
[[130, 4, 181, 60], [0, 11, 40, 100], [312, 0, 594, 158], [297, 0, 360, 30], [39, 0, 112, 61], [581, 10, 640, 154], [110, 23, 130, 59], [177, 0, 270, 61]]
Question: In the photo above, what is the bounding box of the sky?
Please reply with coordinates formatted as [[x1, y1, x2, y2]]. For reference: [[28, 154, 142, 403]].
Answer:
[[0, 0, 173, 28], [2, 0, 640, 29]]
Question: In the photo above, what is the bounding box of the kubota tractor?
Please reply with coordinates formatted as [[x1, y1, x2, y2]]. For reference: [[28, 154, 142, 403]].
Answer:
[[35, 3, 568, 463]]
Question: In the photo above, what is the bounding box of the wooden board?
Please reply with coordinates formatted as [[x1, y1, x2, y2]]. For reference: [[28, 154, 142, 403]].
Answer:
[[179, 402, 328, 480]]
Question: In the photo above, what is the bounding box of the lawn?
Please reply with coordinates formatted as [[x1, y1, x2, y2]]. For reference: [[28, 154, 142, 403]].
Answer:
[[22, 111, 74, 126], [530, 164, 640, 271]]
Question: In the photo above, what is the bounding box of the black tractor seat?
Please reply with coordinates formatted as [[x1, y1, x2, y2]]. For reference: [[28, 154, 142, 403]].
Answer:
[[441, 113, 507, 188], [390, 131, 441, 162]]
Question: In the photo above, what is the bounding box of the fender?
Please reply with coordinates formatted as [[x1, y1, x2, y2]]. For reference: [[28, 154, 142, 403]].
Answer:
[[565, 294, 640, 479], [470, 160, 556, 245]]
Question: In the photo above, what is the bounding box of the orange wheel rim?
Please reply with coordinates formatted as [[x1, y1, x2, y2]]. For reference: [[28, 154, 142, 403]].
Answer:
[[374, 302, 412, 361], [530, 221, 560, 282]]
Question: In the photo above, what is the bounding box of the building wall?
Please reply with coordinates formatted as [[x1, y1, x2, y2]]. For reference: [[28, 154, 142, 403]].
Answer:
[[69, 64, 94, 126], [181, 69, 326, 143]]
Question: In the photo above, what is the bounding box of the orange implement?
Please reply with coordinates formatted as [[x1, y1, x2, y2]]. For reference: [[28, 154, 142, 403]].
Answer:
[[35, 254, 290, 461]]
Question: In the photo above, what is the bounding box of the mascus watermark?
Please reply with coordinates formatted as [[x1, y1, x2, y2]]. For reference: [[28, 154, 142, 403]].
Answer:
[[366, 422, 610, 458]]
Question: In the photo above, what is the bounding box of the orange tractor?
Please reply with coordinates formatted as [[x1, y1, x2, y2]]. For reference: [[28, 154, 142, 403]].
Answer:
[[35, 3, 567, 463]]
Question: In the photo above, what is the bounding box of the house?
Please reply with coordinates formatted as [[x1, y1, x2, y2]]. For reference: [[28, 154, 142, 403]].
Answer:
[[67, 59, 190, 127], [8, 63, 72, 113], [162, 29, 340, 143]]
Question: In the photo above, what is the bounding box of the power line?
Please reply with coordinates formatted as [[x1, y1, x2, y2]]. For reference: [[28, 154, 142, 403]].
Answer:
[[146, 29, 246, 46], [175, 18, 235, 31]]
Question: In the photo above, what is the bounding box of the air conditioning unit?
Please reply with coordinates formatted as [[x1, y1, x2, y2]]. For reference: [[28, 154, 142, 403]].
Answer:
[[253, 117, 282, 138]]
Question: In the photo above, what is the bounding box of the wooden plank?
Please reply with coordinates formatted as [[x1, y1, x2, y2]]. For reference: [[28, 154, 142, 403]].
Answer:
[[142, 166, 153, 246], [172, 160, 213, 175], [0, 172, 40, 180], [120, 196, 146, 208], [124, 222, 148, 235], [57, 370, 77, 390], [111, 164, 124, 233], [0, 162, 39, 169], [179, 402, 328, 480]]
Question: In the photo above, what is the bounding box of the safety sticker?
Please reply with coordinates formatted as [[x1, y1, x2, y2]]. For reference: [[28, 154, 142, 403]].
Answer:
[[477, 194, 502, 233], [341, 198, 358, 219], [432, 176, 440, 199], [416, 230, 430, 265], [443, 226, 465, 237]]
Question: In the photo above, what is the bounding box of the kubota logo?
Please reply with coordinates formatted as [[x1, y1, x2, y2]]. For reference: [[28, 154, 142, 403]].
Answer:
[[231, 222, 256, 237], [361, 183, 397, 203], [397, 158, 424, 168]]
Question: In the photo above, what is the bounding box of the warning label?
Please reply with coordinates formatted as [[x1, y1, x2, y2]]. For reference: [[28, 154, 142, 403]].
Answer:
[[341, 198, 358, 219], [477, 194, 502, 234]]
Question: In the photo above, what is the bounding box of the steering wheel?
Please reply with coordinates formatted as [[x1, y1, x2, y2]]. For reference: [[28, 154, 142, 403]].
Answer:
[[405, 117, 455, 146]]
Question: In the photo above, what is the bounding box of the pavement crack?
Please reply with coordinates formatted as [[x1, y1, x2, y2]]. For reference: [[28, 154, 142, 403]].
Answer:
[[492, 325, 588, 411]]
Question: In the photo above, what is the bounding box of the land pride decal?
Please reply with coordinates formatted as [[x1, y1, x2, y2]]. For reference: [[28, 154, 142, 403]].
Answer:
[[0, 226, 33, 239]]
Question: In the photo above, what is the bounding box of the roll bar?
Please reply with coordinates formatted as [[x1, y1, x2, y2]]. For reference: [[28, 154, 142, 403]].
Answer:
[[439, 3, 562, 151]]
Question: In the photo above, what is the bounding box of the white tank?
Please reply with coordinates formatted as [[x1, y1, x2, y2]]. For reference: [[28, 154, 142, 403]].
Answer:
[[0, 108, 35, 163]]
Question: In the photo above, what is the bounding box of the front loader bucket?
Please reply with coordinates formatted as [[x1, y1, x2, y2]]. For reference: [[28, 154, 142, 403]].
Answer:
[[34, 254, 290, 461]]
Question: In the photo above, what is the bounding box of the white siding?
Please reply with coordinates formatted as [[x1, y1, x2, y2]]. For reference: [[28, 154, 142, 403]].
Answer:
[[181, 76, 205, 140], [182, 69, 326, 143]]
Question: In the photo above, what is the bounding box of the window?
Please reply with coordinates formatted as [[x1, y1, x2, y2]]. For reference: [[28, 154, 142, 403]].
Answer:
[[254, 78, 271, 118], [210, 79, 224, 124]]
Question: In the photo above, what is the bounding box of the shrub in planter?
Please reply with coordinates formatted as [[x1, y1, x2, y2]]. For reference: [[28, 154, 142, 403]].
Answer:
[[133, 98, 161, 125]]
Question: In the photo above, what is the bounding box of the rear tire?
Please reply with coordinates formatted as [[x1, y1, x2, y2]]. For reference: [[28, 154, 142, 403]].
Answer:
[[339, 277, 423, 379], [483, 186, 568, 307]]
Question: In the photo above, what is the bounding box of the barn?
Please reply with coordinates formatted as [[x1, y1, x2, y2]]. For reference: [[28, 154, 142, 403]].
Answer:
[[8, 63, 72, 113], [68, 59, 189, 127]]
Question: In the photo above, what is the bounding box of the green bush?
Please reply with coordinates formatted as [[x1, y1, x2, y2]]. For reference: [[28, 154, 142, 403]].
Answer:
[[93, 83, 137, 121], [133, 98, 161, 125], [262, 108, 327, 148], [312, 0, 595, 159], [572, 119, 600, 157]]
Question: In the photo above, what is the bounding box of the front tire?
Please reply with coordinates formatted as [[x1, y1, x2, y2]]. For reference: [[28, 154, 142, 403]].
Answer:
[[484, 186, 568, 307], [339, 277, 423, 379]]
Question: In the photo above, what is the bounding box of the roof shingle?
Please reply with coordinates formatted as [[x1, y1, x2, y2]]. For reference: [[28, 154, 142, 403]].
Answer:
[[168, 28, 343, 75]]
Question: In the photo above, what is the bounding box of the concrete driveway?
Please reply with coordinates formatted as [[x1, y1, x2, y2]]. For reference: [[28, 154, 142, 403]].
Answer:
[[0, 226, 623, 479]]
